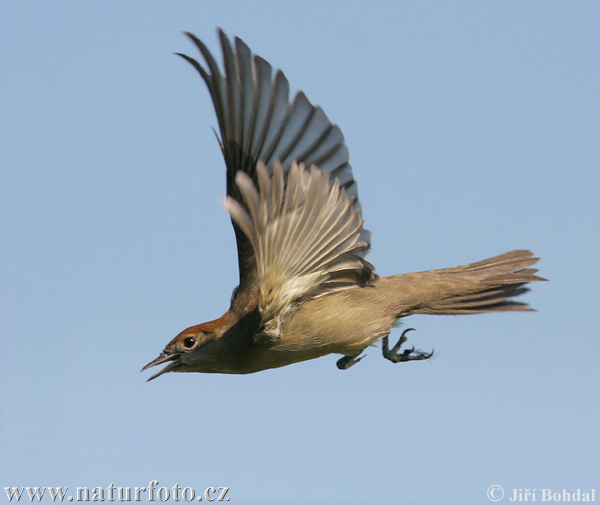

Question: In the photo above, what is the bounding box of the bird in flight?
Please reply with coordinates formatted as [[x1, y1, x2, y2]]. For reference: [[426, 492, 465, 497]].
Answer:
[[142, 29, 545, 381]]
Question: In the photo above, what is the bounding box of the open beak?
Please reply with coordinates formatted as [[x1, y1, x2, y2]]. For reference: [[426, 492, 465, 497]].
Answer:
[[141, 351, 181, 382]]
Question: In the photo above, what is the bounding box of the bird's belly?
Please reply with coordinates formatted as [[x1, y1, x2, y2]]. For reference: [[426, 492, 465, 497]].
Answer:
[[221, 289, 396, 374], [277, 292, 394, 355]]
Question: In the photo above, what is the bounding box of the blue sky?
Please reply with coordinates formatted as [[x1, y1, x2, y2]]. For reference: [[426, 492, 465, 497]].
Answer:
[[1, 2, 599, 505]]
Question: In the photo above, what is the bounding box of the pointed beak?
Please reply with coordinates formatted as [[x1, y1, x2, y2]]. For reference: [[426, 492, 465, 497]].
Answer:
[[141, 351, 181, 382]]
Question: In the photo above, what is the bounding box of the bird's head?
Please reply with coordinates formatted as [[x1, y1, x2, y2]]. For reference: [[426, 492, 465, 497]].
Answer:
[[141, 314, 232, 381]]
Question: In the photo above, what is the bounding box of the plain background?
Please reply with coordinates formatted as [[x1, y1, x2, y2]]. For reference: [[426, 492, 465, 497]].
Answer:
[[1, 2, 599, 505]]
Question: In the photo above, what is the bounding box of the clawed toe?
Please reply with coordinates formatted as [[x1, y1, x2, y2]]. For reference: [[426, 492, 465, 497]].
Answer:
[[382, 328, 434, 364], [390, 329, 411, 354]]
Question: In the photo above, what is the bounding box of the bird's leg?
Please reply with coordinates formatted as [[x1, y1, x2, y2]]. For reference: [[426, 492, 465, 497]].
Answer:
[[336, 350, 366, 370], [382, 328, 434, 363]]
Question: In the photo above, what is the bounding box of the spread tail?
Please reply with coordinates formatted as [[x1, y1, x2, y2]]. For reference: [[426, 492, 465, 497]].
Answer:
[[387, 250, 546, 317]]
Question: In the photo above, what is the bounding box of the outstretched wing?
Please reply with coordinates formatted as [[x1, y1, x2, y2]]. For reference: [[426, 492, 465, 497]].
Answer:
[[224, 161, 376, 325], [177, 29, 371, 308]]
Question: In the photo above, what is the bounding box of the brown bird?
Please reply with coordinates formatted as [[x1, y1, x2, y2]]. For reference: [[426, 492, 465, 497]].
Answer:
[[142, 29, 546, 381]]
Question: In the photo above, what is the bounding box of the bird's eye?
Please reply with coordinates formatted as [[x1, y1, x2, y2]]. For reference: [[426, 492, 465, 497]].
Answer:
[[183, 337, 196, 349]]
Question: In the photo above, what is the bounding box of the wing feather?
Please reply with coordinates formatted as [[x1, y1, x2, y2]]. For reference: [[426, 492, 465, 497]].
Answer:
[[178, 29, 372, 310], [224, 161, 376, 323]]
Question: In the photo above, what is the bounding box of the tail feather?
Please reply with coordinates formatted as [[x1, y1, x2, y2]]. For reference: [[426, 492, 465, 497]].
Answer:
[[425, 286, 533, 314], [391, 250, 546, 316]]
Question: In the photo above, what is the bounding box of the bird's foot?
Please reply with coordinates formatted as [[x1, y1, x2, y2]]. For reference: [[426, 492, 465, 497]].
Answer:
[[337, 353, 365, 370], [382, 328, 434, 363]]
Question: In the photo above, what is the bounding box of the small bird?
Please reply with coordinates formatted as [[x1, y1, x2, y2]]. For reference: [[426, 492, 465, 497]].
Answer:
[[142, 29, 546, 381]]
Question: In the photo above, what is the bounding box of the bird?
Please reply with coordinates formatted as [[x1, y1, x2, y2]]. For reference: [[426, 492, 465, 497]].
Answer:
[[142, 29, 546, 381]]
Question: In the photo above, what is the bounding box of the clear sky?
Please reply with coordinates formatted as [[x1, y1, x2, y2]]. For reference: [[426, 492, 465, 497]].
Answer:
[[1, 2, 599, 505]]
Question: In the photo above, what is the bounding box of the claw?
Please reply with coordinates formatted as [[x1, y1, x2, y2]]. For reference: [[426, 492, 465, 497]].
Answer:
[[391, 328, 414, 353], [382, 328, 434, 364]]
